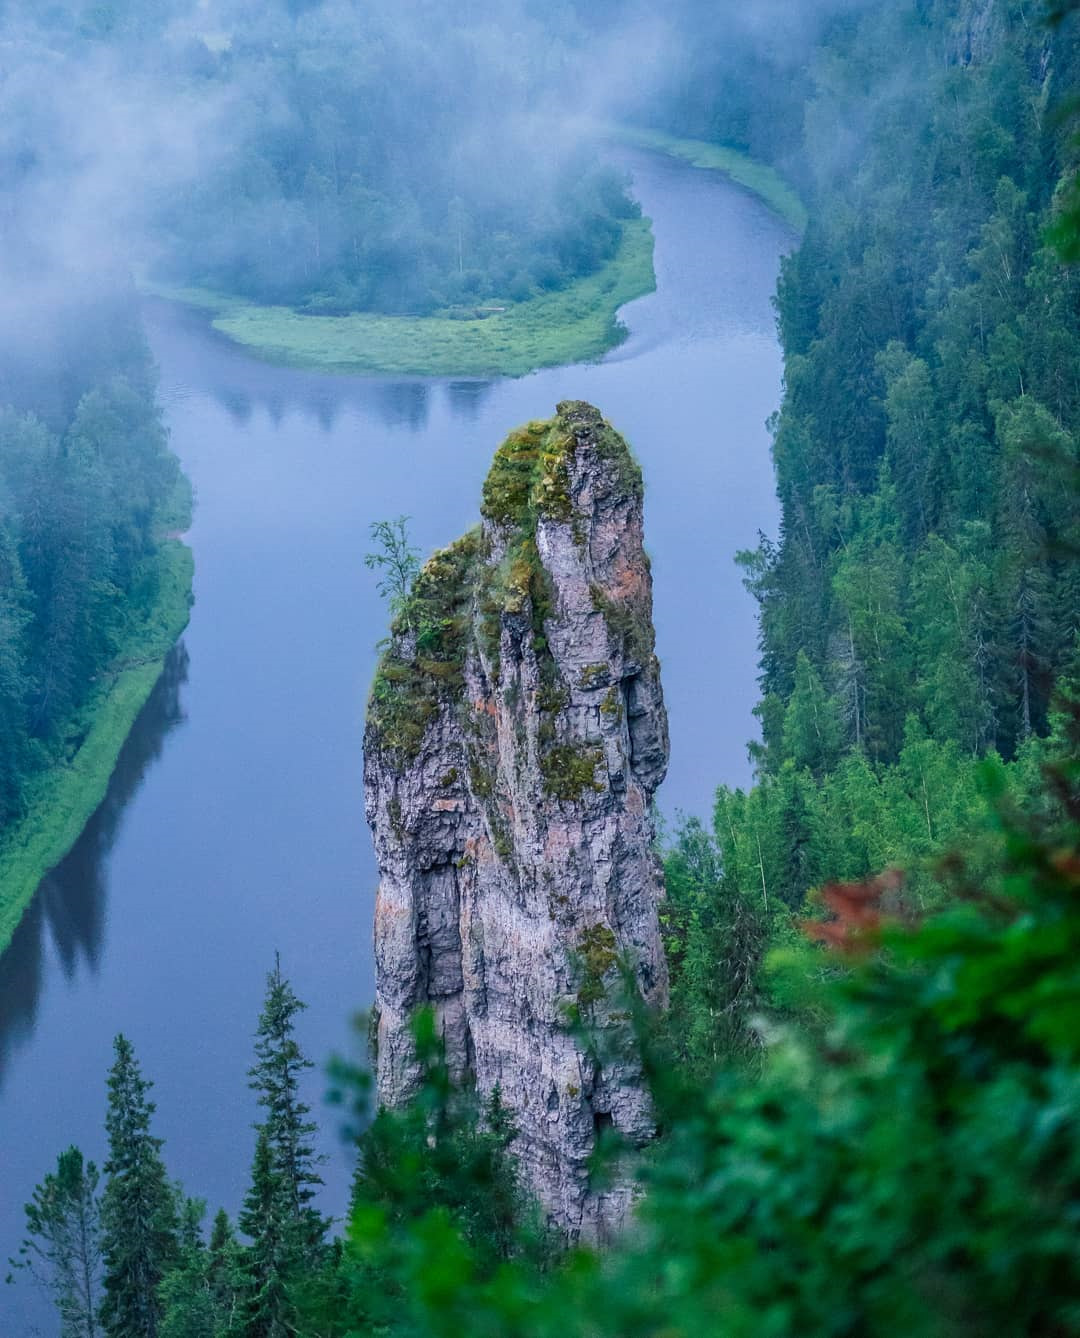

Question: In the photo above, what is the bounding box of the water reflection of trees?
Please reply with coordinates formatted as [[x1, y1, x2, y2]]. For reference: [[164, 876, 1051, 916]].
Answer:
[[0, 644, 189, 1089], [445, 380, 493, 420], [144, 302, 500, 434]]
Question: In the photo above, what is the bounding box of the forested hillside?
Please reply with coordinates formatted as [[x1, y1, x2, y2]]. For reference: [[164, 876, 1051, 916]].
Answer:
[[662, 3, 1080, 1050], [762, 3, 1079, 760]]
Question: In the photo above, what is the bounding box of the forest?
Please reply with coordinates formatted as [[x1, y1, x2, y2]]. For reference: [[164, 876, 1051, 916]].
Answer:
[[4, 0, 1080, 1334], [667, 0, 1080, 1068]]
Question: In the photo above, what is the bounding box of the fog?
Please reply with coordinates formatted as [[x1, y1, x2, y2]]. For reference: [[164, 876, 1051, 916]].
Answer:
[[0, 0, 876, 348]]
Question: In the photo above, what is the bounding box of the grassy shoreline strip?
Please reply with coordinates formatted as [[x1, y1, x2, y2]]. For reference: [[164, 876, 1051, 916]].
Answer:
[[140, 216, 656, 379], [610, 125, 808, 234], [0, 540, 194, 955]]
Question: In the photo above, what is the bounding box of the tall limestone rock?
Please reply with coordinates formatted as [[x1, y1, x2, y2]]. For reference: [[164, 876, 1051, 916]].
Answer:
[[364, 401, 669, 1238]]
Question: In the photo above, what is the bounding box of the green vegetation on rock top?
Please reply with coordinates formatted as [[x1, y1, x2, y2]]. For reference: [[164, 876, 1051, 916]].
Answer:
[[481, 402, 642, 531], [367, 530, 484, 765], [367, 404, 644, 779]]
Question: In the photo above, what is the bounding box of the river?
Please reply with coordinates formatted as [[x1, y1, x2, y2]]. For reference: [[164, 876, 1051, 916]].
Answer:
[[0, 148, 792, 1331]]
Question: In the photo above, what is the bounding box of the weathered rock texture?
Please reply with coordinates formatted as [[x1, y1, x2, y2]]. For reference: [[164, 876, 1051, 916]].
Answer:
[[364, 401, 669, 1238], [949, 0, 1005, 65]]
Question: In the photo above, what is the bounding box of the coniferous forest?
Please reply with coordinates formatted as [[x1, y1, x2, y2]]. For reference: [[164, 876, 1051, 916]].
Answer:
[[3, 1, 1080, 1336]]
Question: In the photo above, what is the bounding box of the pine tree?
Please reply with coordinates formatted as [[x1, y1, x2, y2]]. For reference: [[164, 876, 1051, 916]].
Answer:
[[247, 956, 327, 1263], [878, 343, 943, 544], [99, 1035, 179, 1338], [11, 1145, 102, 1338], [237, 959, 327, 1335], [909, 529, 996, 753], [996, 428, 1058, 746], [782, 650, 843, 775], [777, 766, 817, 907]]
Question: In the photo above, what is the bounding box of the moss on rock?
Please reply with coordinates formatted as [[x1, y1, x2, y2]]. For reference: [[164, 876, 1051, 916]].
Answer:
[[367, 528, 482, 765], [541, 744, 605, 801], [590, 582, 654, 666], [576, 923, 618, 1007], [600, 686, 624, 722], [578, 663, 611, 690]]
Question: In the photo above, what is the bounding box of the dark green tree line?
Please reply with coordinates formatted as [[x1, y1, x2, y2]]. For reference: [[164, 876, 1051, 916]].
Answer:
[[691, 0, 1080, 940], [14, 962, 334, 1337], [0, 291, 187, 837]]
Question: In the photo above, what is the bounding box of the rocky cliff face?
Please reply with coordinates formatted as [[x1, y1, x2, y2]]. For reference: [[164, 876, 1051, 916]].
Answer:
[[948, 0, 1004, 65], [364, 401, 669, 1238]]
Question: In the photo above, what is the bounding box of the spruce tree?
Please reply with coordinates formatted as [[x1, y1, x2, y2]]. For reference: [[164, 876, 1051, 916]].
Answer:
[[99, 1035, 179, 1338], [11, 1145, 102, 1338], [247, 956, 327, 1263], [237, 959, 327, 1335], [782, 650, 843, 775], [237, 1129, 291, 1338], [206, 1210, 247, 1338], [158, 1200, 213, 1338]]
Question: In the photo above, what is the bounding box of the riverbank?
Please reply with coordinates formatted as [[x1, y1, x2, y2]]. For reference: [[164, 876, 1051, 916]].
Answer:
[[610, 126, 807, 234], [142, 217, 656, 379], [0, 522, 194, 956]]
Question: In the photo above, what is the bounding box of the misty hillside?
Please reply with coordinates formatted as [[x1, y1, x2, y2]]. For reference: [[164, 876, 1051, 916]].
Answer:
[[5, 0, 643, 314]]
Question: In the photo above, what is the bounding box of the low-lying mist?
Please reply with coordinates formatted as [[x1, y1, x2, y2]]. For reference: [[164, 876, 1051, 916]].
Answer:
[[0, 0, 873, 359]]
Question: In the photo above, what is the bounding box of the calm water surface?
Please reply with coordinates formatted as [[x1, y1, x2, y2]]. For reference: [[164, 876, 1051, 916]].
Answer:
[[1, 150, 792, 1330]]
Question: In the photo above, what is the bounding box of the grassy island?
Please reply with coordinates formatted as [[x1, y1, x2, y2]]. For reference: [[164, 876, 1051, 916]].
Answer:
[[143, 218, 656, 379], [145, 128, 803, 379]]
